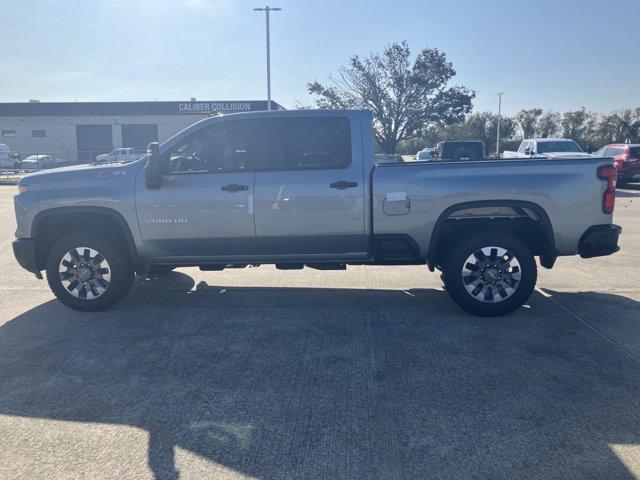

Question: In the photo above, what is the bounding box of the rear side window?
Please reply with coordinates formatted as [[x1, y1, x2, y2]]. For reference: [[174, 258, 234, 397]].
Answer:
[[605, 147, 624, 157], [537, 141, 582, 154], [262, 117, 351, 171], [629, 147, 640, 158]]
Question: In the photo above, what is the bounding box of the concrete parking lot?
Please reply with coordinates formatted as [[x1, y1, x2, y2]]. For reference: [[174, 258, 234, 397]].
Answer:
[[1, 184, 640, 480]]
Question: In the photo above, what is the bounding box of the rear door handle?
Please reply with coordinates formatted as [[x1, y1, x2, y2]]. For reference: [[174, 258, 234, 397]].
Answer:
[[330, 181, 359, 190], [221, 184, 249, 193]]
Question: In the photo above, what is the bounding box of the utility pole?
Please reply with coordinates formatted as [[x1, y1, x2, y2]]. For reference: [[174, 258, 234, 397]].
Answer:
[[496, 92, 503, 158], [253, 6, 282, 111]]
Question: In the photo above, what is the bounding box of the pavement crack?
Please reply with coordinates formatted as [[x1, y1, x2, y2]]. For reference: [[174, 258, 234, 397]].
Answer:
[[536, 287, 639, 363]]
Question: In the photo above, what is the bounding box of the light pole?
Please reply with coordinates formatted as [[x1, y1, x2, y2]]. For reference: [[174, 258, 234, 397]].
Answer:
[[496, 92, 503, 158], [254, 6, 281, 111]]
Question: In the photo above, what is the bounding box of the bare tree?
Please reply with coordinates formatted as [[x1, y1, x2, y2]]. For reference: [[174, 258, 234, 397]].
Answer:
[[307, 41, 474, 153]]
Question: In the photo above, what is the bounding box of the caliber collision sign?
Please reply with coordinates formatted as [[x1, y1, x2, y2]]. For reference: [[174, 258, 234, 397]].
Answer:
[[178, 102, 254, 114]]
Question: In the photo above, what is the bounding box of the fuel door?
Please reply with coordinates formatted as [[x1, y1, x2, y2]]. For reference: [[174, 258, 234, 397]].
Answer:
[[383, 191, 411, 215]]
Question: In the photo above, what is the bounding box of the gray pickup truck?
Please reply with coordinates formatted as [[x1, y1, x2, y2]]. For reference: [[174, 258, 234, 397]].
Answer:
[[12, 110, 621, 316]]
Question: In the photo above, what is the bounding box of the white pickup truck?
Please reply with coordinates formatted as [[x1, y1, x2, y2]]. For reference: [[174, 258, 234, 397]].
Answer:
[[503, 139, 593, 159], [94, 148, 142, 164]]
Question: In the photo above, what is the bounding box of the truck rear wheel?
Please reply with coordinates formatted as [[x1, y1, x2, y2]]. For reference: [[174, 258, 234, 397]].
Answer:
[[442, 233, 537, 316], [46, 233, 134, 311]]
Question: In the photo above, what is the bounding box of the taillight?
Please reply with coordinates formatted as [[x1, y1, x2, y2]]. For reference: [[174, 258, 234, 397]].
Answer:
[[598, 165, 616, 214]]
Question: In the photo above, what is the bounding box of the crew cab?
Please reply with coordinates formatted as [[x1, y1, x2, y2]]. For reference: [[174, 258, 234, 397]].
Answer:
[[593, 143, 640, 185], [503, 138, 593, 159], [12, 110, 621, 316]]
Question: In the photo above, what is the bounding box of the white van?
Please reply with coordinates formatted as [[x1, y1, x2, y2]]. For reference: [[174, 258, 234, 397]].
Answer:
[[0, 144, 17, 169]]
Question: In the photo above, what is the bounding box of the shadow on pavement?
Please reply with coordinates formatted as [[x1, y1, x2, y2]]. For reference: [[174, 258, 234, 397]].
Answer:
[[1, 272, 640, 479]]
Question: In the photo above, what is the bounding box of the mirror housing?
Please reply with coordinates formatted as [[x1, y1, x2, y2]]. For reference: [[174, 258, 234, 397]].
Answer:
[[144, 142, 162, 189]]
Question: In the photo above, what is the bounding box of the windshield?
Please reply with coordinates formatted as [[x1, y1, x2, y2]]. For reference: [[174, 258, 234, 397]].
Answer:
[[537, 141, 583, 154]]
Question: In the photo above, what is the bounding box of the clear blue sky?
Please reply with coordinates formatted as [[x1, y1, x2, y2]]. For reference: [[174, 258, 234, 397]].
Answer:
[[2, 0, 639, 115]]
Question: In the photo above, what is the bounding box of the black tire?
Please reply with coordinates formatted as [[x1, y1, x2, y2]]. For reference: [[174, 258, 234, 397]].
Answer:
[[442, 233, 537, 316], [46, 233, 134, 312]]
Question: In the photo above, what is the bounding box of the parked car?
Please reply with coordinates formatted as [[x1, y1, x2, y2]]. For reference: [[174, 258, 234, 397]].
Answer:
[[375, 153, 404, 164], [0, 144, 20, 169], [415, 148, 435, 161], [13, 110, 620, 316], [593, 144, 640, 185], [434, 141, 485, 161], [19, 155, 62, 170], [503, 139, 593, 159], [94, 148, 142, 164]]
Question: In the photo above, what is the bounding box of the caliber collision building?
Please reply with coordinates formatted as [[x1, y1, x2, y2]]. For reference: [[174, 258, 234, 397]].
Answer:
[[0, 100, 283, 163]]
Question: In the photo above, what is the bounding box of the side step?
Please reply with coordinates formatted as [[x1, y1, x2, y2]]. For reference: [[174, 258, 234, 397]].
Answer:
[[276, 263, 347, 271]]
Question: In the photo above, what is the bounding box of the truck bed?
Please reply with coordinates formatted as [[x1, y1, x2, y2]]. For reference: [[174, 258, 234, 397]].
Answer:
[[372, 157, 613, 257]]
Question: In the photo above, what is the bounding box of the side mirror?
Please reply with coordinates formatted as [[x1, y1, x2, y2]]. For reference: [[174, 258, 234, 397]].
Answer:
[[144, 142, 162, 189]]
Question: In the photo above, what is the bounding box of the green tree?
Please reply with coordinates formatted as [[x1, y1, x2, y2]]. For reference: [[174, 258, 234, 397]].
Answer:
[[515, 108, 543, 139], [561, 108, 599, 150], [537, 111, 561, 138], [307, 41, 475, 153]]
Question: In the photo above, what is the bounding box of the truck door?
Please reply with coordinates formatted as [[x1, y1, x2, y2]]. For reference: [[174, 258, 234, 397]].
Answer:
[[135, 119, 259, 259], [253, 115, 366, 256]]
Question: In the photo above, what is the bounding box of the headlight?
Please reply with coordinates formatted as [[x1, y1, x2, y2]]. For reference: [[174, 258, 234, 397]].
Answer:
[[18, 183, 28, 194]]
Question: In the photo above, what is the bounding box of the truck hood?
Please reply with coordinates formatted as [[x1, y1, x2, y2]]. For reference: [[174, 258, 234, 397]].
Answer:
[[21, 159, 144, 179], [18, 159, 145, 189]]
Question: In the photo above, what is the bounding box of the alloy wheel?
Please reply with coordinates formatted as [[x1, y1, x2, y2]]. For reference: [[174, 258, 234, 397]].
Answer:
[[58, 247, 111, 300], [461, 246, 521, 303]]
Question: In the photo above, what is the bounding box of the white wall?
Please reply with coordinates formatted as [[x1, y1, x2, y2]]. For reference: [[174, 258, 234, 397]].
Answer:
[[0, 114, 207, 162]]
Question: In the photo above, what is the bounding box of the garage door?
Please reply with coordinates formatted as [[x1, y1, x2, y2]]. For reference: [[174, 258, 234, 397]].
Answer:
[[121, 124, 158, 151], [76, 125, 113, 162]]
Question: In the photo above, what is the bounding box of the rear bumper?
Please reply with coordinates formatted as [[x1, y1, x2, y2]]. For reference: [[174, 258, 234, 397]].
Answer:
[[578, 225, 621, 258], [12, 238, 40, 275]]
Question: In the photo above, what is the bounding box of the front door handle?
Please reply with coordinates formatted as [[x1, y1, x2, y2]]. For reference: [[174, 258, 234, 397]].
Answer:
[[221, 184, 249, 193], [330, 181, 359, 190]]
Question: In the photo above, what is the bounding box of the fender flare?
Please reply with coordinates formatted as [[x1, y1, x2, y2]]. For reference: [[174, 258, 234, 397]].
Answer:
[[32, 206, 144, 271], [426, 200, 557, 270]]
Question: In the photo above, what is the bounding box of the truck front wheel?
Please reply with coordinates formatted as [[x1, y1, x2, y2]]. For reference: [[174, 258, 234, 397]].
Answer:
[[442, 233, 537, 316], [46, 233, 134, 311]]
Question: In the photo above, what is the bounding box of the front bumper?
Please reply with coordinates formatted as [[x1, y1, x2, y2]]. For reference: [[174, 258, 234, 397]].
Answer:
[[578, 224, 622, 258], [12, 238, 41, 277]]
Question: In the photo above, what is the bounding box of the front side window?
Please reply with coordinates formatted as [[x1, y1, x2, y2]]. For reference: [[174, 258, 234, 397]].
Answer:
[[518, 141, 529, 154], [165, 120, 258, 174], [262, 117, 351, 171]]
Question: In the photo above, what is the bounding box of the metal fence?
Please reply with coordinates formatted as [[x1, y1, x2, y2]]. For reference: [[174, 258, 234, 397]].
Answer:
[[0, 149, 147, 174]]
